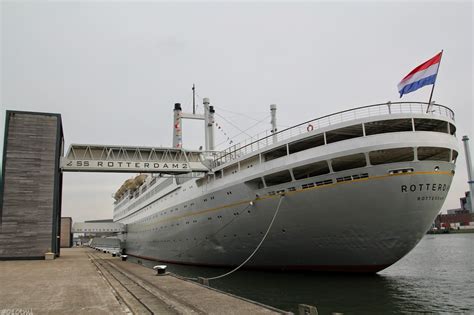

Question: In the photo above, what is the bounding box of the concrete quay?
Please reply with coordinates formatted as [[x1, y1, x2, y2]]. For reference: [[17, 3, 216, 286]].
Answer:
[[0, 248, 287, 315]]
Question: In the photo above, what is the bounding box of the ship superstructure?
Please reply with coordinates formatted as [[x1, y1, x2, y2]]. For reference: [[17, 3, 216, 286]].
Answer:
[[114, 100, 458, 272]]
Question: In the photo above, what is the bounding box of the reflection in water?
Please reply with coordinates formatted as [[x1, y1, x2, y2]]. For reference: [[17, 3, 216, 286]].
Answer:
[[128, 234, 474, 314]]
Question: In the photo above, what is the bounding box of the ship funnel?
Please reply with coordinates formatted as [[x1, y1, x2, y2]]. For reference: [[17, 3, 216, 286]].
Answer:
[[209, 104, 215, 151], [204, 98, 215, 151], [173, 103, 182, 148], [270, 104, 277, 143]]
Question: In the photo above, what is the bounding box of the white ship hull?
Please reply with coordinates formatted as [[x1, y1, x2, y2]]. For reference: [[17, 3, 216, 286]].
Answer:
[[122, 162, 453, 272], [114, 102, 459, 272]]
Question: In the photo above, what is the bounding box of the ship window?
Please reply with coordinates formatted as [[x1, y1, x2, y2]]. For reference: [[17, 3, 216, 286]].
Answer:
[[369, 147, 414, 165], [449, 123, 456, 135], [331, 153, 367, 172], [326, 124, 363, 144], [263, 145, 288, 162], [414, 119, 448, 133], [452, 150, 458, 163], [245, 177, 264, 189], [223, 163, 239, 175], [417, 147, 451, 162], [215, 170, 223, 179], [364, 119, 413, 136], [288, 134, 325, 154], [264, 170, 292, 187], [240, 155, 259, 169], [293, 161, 330, 180]]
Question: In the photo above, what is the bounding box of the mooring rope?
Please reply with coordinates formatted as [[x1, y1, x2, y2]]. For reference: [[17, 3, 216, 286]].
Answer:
[[180, 194, 285, 282]]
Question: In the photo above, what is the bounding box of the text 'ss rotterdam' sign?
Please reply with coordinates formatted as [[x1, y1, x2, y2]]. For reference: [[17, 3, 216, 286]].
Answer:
[[60, 158, 207, 173]]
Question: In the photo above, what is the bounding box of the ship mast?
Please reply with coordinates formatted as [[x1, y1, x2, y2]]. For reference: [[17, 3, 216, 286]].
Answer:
[[192, 84, 196, 115]]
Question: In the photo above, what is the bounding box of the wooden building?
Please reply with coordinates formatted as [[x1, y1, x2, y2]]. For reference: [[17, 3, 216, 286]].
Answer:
[[60, 217, 73, 248], [0, 111, 64, 259]]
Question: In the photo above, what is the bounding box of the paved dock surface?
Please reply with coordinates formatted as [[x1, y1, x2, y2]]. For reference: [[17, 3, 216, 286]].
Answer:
[[0, 248, 285, 315], [0, 248, 125, 314]]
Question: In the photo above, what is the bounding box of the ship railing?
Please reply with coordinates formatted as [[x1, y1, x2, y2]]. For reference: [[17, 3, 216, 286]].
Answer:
[[213, 102, 454, 166]]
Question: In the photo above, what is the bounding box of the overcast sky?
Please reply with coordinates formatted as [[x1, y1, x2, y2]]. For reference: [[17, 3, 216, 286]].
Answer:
[[1, 1, 473, 223]]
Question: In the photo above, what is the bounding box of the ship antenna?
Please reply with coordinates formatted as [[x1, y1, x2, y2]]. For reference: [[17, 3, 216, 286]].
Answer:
[[192, 84, 196, 115]]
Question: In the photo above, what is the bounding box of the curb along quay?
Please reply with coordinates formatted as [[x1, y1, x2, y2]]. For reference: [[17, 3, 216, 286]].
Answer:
[[0, 248, 288, 315]]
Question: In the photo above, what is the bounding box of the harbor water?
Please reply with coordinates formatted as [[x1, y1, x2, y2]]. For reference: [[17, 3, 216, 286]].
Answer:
[[129, 233, 474, 314]]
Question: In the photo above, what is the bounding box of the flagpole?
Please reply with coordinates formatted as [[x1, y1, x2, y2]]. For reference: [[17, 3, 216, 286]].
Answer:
[[427, 49, 444, 113]]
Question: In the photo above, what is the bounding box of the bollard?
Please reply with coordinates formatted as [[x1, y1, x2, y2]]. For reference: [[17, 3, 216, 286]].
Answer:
[[197, 277, 209, 286], [121, 255, 128, 261], [153, 265, 167, 276], [298, 304, 318, 315], [112, 252, 117, 257]]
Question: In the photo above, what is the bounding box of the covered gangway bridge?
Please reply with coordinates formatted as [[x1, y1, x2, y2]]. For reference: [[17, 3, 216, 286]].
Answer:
[[60, 144, 210, 174]]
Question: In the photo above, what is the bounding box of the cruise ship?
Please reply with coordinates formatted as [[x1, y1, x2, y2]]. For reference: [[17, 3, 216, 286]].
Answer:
[[113, 100, 458, 272]]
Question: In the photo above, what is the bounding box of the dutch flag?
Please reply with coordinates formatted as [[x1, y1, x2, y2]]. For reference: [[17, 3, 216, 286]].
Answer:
[[398, 52, 443, 98]]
